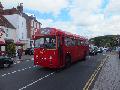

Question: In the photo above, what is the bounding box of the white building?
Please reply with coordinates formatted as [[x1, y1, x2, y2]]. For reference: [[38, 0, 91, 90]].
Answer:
[[1, 2, 42, 50], [0, 15, 16, 55], [4, 14, 28, 49]]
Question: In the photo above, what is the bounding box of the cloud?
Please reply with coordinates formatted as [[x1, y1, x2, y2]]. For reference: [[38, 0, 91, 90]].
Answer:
[[69, 9, 104, 26], [71, 0, 102, 12], [38, 18, 77, 34], [1, 0, 69, 15], [1, 0, 120, 38], [106, 0, 120, 14]]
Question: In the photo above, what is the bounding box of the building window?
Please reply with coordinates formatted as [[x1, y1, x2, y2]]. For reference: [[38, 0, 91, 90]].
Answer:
[[22, 22, 23, 27], [18, 25, 19, 29], [32, 21, 34, 28], [36, 22, 38, 28], [39, 23, 41, 29], [22, 33, 23, 39], [6, 29, 8, 37]]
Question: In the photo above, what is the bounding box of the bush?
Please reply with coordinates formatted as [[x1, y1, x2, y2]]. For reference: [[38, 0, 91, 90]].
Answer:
[[6, 43, 16, 57]]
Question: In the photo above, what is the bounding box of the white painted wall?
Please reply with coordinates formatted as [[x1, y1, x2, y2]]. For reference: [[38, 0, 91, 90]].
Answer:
[[4, 14, 27, 41], [4, 14, 30, 49], [0, 26, 16, 51], [0, 26, 16, 41]]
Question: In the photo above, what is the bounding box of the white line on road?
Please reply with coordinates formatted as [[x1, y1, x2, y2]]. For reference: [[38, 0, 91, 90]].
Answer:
[[1, 66, 37, 77], [14, 59, 34, 65], [18, 72, 55, 90]]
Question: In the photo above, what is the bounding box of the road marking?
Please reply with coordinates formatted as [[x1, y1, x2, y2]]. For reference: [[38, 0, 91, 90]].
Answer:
[[18, 72, 55, 90], [83, 55, 109, 90], [18, 70, 21, 72], [2, 74, 6, 77], [14, 59, 34, 65], [1, 66, 37, 77], [12, 71, 17, 74]]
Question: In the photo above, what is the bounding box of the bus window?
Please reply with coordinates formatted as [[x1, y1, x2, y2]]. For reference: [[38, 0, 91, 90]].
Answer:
[[35, 36, 56, 49], [72, 39, 77, 46], [78, 40, 81, 46], [81, 41, 85, 45], [35, 38, 44, 48], [65, 37, 72, 46]]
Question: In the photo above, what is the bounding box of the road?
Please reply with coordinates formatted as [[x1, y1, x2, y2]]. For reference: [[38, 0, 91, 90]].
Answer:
[[0, 53, 107, 90]]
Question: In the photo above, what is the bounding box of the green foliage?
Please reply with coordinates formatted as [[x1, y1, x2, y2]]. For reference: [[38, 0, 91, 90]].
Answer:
[[6, 43, 16, 57], [89, 35, 120, 47]]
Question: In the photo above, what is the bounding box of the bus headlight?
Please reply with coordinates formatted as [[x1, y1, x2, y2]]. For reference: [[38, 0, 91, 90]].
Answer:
[[36, 55, 38, 59], [49, 56, 52, 59]]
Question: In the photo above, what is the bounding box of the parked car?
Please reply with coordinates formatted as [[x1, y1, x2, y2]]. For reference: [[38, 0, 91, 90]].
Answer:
[[0, 56, 13, 68], [25, 48, 34, 55], [89, 46, 98, 56], [97, 47, 103, 53]]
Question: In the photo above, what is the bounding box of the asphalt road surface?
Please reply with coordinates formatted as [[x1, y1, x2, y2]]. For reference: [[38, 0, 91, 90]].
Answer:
[[0, 53, 107, 90]]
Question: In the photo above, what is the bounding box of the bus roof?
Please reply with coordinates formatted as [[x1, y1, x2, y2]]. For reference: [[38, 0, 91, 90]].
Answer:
[[33, 27, 88, 40]]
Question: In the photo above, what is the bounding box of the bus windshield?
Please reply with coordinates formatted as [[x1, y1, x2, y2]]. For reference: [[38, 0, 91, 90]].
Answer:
[[35, 36, 56, 49]]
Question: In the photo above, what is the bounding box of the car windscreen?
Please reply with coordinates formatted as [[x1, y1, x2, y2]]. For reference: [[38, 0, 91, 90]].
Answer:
[[35, 36, 56, 49]]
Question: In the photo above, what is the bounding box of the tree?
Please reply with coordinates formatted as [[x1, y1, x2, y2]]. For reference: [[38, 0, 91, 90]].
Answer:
[[6, 43, 16, 57], [89, 35, 120, 47]]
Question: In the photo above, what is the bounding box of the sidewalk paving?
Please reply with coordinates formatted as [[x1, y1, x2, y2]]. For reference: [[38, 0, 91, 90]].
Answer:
[[13, 55, 33, 62], [92, 53, 120, 90]]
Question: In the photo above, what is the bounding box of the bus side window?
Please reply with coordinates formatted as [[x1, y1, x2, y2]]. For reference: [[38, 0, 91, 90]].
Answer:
[[62, 36, 64, 45], [75, 39, 77, 46], [81, 41, 84, 45], [71, 39, 75, 46], [65, 37, 70, 46], [64, 37, 67, 46], [78, 40, 81, 46]]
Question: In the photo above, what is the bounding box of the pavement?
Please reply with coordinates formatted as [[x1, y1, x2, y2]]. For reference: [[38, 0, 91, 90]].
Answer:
[[92, 52, 120, 90], [13, 55, 34, 62]]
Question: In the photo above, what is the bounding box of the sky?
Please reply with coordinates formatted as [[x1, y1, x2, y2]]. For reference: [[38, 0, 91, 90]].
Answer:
[[1, 0, 120, 38]]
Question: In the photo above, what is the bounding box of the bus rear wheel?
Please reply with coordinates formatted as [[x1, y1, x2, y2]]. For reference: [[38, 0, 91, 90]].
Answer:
[[82, 52, 87, 61], [65, 56, 71, 68]]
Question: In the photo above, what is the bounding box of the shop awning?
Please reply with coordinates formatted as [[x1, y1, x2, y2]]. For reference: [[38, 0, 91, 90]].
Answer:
[[0, 41, 6, 45], [15, 41, 24, 46], [0, 38, 6, 46]]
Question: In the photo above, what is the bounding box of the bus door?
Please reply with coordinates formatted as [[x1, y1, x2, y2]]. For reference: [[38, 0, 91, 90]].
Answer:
[[78, 40, 83, 59], [57, 36, 64, 67], [74, 39, 79, 61]]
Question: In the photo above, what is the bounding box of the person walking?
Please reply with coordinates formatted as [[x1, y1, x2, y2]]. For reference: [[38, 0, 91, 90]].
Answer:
[[17, 48, 22, 60], [117, 46, 120, 59]]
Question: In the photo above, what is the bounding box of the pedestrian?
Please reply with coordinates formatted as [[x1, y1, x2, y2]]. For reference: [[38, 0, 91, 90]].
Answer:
[[17, 49, 22, 60], [117, 46, 120, 59]]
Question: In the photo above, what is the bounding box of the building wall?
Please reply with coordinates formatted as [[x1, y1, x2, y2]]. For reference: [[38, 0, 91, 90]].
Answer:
[[0, 26, 16, 41], [0, 26, 16, 52], [4, 14, 29, 49], [4, 14, 27, 40], [30, 19, 41, 38]]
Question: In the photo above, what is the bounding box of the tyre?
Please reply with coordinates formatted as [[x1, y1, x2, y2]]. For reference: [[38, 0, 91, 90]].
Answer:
[[65, 56, 71, 68], [0, 64, 4, 68], [4, 62, 10, 68], [82, 52, 87, 61]]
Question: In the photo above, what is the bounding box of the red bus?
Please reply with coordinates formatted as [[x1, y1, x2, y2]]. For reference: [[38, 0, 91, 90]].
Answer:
[[33, 28, 89, 68]]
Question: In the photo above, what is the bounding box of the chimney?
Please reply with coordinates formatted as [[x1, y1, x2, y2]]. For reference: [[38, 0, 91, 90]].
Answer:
[[0, 2, 4, 10], [17, 3, 23, 13]]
